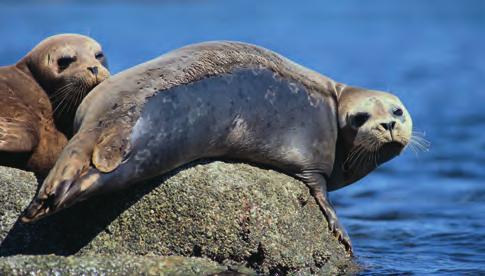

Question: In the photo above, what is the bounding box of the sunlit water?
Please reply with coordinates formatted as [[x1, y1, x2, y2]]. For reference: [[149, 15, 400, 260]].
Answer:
[[1, 1, 484, 274]]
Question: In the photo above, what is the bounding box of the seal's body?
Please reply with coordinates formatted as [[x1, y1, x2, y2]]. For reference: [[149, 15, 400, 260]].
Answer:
[[23, 42, 413, 252], [0, 34, 109, 174]]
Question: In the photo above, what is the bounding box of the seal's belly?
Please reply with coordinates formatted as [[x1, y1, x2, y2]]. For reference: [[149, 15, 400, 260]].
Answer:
[[123, 68, 336, 181]]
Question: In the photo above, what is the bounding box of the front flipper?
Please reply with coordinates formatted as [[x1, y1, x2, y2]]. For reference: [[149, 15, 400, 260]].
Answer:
[[301, 172, 353, 254], [0, 117, 39, 152], [21, 131, 98, 223]]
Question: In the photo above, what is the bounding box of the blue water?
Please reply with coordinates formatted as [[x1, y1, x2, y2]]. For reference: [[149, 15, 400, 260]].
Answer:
[[1, 1, 484, 274]]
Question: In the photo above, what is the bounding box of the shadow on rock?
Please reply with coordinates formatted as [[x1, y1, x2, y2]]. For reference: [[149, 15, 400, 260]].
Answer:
[[0, 175, 163, 256]]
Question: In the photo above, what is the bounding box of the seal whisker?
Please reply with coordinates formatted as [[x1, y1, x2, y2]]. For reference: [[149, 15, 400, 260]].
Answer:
[[355, 147, 369, 171], [53, 89, 71, 114], [344, 145, 364, 167], [79, 76, 88, 100], [51, 86, 78, 114], [50, 83, 74, 101], [350, 148, 367, 171], [408, 142, 420, 158], [69, 80, 83, 113], [410, 139, 429, 152], [54, 86, 77, 115], [70, 77, 88, 113], [346, 145, 366, 170], [372, 143, 379, 168], [50, 83, 72, 98], [66, 78, 81, 112], [409, 135, 430, 152]]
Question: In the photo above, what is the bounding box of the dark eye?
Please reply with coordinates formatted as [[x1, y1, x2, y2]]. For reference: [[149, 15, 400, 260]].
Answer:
[[351, 112, 370, 128], [57, 56, 76, 70], [393, 108, 403, 116], [95, 52, 104, 60]]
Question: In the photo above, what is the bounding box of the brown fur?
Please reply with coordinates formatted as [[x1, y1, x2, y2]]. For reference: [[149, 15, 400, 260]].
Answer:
[[0, 34, 109, 175]]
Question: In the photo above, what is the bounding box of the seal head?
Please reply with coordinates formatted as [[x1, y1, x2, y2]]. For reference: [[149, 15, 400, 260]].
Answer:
[[328, 86, 413, 190], [0, 34, 110, 174], [21, 34, 110, 136]]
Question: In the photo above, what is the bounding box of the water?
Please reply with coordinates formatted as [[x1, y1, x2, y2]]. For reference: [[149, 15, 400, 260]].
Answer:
[[1, 0, 484, 274]]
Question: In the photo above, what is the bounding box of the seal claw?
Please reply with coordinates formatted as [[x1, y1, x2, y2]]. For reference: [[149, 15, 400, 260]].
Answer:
[[312, 189, 353, 254], [21, 167, 103, 223]]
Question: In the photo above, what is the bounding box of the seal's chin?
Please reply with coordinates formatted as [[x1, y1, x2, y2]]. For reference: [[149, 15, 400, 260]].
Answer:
[[377, 141, 405, 164]]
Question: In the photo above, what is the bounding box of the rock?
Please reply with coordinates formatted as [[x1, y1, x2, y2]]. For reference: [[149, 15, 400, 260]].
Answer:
[[0, 162, 357, 275], [0, 255, 229, 275]]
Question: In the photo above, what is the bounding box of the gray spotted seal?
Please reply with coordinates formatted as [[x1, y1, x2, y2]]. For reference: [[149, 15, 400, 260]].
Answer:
[[22, 41, 413, 253], [0, 34, 110, 174]]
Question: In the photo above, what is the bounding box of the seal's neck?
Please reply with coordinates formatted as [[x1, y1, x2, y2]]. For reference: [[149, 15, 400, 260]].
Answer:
[[327, 133, 377, 191], [16, 57, 36, 81]]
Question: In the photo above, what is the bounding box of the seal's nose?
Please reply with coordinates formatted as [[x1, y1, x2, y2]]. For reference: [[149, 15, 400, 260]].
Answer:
[[87, 66, 98, 76], [380, 121, 396, 131]]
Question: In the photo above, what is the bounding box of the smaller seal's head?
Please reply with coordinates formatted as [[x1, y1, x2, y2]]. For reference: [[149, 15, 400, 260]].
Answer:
[[20, 34, 110, 130], [333, 86, 413, 186]]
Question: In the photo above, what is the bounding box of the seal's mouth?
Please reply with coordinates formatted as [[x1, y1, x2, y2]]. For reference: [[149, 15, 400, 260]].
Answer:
[[342, 140, 406, 172]]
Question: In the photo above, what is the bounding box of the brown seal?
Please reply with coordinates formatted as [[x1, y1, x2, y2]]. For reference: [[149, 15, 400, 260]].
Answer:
[[0, 34, 110, 174], [22, 41, 413, 253]]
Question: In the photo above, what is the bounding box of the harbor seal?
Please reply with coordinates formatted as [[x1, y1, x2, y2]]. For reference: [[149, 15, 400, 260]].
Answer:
[[0, 34, 110, 174], [22, 41, 413, 253]]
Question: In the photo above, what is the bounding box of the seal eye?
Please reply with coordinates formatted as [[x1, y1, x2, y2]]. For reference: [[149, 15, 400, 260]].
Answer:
[[95, 52, 104, 60], [57, 56, 76, 71], [393, 108, 403, 116], [351, 112, 370, 128]]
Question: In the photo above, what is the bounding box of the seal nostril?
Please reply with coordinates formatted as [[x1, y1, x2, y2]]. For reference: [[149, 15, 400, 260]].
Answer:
[[87, 66, 98, 76], [381, 121, 396, 131]]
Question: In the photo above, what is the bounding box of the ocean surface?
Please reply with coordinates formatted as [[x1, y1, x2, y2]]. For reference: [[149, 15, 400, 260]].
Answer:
[[1, 0, 484, 274]]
